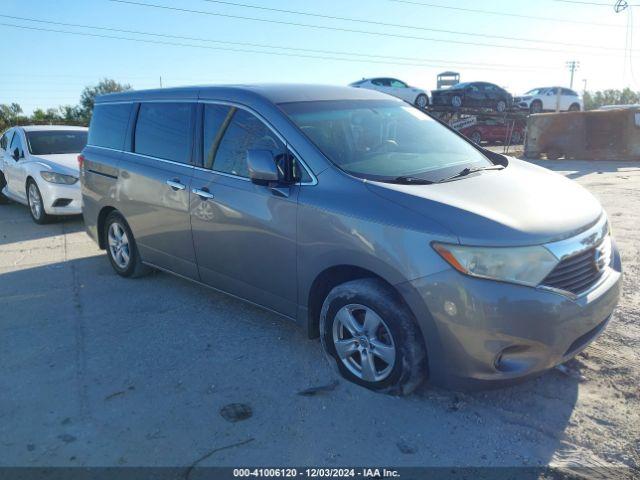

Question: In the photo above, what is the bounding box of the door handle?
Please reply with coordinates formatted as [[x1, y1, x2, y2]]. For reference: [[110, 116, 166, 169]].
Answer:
[[166, 179, 186, 191], [192, 187, 214, 200]]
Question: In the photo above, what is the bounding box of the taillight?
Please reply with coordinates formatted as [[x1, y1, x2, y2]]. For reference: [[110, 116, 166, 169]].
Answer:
[[77, 154, 85, 170]]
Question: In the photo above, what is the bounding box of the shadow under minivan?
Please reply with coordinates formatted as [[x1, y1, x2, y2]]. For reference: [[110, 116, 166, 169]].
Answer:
[[80, 84, 621, 394]]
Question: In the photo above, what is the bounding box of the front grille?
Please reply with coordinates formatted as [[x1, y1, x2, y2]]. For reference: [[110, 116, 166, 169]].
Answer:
[[541, 236, 612, 295]]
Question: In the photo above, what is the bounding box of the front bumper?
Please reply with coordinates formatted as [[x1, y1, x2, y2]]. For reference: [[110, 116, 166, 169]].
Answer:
[[38, 178, 82, 215], [397, 243, 622, 389]]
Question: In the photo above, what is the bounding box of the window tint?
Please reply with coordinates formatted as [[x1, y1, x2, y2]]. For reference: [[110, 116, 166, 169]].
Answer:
[[213, 109, 285, 178], [0, 131, 10, 151], [562, 88, 577, 96], [88, 103, 132, 150], [390, 79, 407, 88], [134, 103, 193, 163], [203, 104, 233, 169], [26, 131, 87, 155], [9, 130, 23, 154]]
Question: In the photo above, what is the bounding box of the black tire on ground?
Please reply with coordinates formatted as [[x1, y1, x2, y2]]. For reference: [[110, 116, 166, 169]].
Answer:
[[103, 210, 151, 278], [470, 131, 482, 144], [319, 278, 427, 396], [568, 103, 581, 112], [26, 179, 51, 224], [530, 101, 543, 114], [415, 94, 428, 109], [0, 171, 10, 204]]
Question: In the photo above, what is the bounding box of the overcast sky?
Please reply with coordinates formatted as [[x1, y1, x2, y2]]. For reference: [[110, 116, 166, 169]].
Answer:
[[0, 0, 636, 114]]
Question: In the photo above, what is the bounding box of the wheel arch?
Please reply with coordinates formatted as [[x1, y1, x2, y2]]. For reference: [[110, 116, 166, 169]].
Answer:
[[96, 206, 118, 249], [306, 264, 415, 340]]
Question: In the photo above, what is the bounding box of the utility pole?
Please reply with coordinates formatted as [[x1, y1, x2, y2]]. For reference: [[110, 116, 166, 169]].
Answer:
[[566, 61, 580, 89], [159, 76, 163, 88], [582, 79, 587, 95]]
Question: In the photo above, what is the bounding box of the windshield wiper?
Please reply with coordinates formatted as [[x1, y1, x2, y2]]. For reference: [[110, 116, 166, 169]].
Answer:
[[438, 165, 505, 183], [391, 175, 434, 185]]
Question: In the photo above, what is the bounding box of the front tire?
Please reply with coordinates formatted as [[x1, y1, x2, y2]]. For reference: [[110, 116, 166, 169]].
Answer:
[[496, 100, 507, 112], [104, 211, 150, 278], [27, 180, 51, 224], [451, 95, 463, 108], [0, 171, 10, 204], [530, 100, 543, 114], [320, 278, 427, 396], [470, 131, 482, 144], [568, 103, 580, 112]]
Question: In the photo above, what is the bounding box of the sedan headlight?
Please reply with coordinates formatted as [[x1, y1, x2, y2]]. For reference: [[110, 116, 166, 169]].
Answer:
[[432, 242, 558, 287], [40, 171, 78, 185]]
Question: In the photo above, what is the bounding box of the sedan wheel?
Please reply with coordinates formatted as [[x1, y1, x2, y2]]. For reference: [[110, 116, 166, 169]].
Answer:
[[451, 95, 463, 108], [27, 181, 50, 224], [415, 94, 428, 109], [496, 100, 507, 112], [470, 131, 482, 144], [332, 304, 396, 382], [108, 222, 131, 270]]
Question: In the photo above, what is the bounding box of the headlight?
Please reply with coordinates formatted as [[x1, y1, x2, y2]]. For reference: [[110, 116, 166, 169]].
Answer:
[[40, 171, 78, 184], [432, 242, 558, 287]]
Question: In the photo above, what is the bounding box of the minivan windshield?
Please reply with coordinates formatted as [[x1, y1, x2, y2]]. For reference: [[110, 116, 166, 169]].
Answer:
[[26, 130, 88, 156], [280, 100, 492, 183]]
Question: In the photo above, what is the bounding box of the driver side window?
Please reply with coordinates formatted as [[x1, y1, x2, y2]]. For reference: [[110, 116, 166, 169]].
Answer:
[[9, 130, 24, 158]]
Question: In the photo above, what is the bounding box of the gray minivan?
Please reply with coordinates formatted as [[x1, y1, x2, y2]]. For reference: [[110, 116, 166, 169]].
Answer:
[[81, 84, 621, 394]]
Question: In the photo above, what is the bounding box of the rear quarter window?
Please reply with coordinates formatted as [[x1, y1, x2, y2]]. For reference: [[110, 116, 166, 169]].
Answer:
[[88, 103, 133, 150]]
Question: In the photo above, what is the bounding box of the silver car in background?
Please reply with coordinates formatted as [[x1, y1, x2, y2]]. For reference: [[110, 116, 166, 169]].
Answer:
[[1, 126, 87, 223], [81, 85, 621, 394]]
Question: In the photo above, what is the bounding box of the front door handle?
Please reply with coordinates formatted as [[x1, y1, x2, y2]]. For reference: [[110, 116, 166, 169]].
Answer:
[[192, 187, 214, 200], [166, 179, 186, 191]]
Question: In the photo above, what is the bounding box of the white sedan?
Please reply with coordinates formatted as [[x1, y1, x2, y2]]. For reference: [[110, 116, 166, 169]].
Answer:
[[0, 125, 87, 224], [349, 77, 429, 109]]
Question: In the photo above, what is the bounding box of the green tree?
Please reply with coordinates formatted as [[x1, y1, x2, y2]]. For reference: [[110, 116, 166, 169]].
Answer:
[[0, 103, 24, 130], [79, 78, 131, 122], [583, 88, 640, 110]]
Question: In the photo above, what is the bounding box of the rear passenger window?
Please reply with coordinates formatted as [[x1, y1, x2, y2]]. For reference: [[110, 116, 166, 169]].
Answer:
[[213, 109, 285, 178], [134, 103, 193, 163], [88, 104, 132, 150]]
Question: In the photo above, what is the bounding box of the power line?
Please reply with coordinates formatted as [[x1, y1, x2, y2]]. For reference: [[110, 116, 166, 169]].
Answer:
[[0, 14, 554, 71], [194, 0, 621, 50], [0, 21, 560, 72], [387, 0, 624, 27], [107, 0, 623, 55]]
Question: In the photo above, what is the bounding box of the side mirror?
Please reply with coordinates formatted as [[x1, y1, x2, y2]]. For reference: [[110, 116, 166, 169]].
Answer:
[[247, 149, 279, 184], [12, 148, 20, 161]]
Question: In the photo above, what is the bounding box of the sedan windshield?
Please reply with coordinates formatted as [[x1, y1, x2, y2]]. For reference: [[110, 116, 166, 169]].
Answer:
[[525, 88, 546, 95], [26, 130, 88, 155], [279, 100, 492, 183]]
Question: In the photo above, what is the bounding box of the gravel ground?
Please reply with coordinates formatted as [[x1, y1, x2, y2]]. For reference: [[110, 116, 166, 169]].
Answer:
[[0, 159, 638, 475]]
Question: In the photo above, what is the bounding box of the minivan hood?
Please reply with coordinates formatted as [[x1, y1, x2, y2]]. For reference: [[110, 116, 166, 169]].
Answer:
[[366, 158, 603, 246], [30, 154, 79, 176]]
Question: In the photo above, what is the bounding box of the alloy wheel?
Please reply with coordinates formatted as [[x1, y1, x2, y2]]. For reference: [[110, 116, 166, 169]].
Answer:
[[332, 304, 396, 382], [497, 100, 507, 112], [108, 222, 131, 269], [451, 96, 462, 108], [28, 183, 43, 220]]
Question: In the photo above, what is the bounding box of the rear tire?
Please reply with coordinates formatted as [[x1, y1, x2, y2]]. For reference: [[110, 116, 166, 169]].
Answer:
[[320, 278, 427, 396], [26, 179, 51, 224], [451, 95, 463, 108], [470, 131, 482, 145], [104, 211, 151, 278], [568, 103, 580, 112], [496, 100, 507, 112], [415, 94, 428, 109]]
